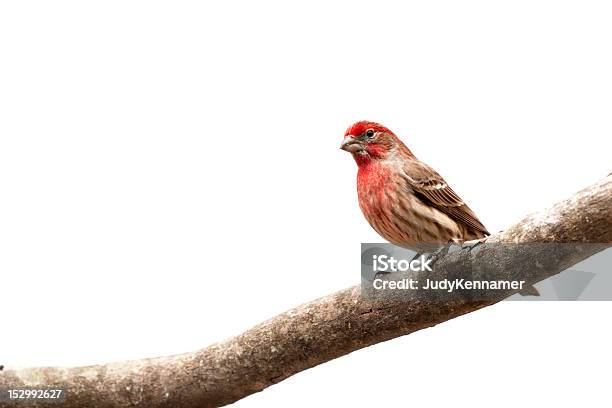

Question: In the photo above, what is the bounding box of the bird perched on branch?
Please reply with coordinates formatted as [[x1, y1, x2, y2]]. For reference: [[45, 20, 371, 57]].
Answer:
[[341, 120, 488, 252], [340, 120, 538, 295]]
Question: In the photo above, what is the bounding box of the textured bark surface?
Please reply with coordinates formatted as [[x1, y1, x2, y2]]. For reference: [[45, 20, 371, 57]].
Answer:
[[1, 175, 611, 408]]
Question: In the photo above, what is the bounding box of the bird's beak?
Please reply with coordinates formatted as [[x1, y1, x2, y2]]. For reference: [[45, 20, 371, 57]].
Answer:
[[340, 136, 364, 153]]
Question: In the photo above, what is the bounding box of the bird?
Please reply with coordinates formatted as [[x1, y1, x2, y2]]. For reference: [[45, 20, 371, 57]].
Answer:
[[340, 120, 538, 295]]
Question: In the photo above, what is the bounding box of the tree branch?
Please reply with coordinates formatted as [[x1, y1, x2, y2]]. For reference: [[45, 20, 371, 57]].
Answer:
[[1, 175, 611, 408]]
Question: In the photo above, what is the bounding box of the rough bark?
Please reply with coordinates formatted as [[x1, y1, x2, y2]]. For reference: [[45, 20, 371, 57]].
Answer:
[[1, 175, 611, 408]]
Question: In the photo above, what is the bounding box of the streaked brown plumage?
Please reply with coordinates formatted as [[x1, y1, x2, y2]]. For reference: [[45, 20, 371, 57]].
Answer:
[[341, 120, 489, 253]]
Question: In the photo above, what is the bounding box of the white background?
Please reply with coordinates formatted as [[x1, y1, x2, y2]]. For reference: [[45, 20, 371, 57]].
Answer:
[[1, 1, 610, 407]]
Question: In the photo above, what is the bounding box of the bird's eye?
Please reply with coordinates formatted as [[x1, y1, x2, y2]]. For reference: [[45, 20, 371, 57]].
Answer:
[[365, 129, 375, 138]]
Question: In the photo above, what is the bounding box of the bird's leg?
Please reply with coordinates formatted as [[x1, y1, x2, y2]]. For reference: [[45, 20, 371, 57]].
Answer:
[[411, 252, 424, 262], [462, 236, 488, 252]]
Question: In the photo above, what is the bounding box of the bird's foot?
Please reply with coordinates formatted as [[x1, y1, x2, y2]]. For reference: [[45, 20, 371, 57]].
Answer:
[[425, 242, 454, 268], [462, 237, 488, 252]]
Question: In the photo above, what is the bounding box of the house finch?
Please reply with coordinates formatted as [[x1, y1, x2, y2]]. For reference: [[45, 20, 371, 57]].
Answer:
[[341, 120, 537, 295], [341, 120, 488, 250]]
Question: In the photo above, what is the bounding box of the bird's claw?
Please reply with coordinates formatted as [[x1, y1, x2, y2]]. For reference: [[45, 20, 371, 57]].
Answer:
[[464, 241, 482, 252], [462, 237, 488, 252], [425, 242, 453, 268]]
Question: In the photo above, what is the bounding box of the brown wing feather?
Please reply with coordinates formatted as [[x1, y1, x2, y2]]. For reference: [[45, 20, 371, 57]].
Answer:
[[402, 160, 490, 236]]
